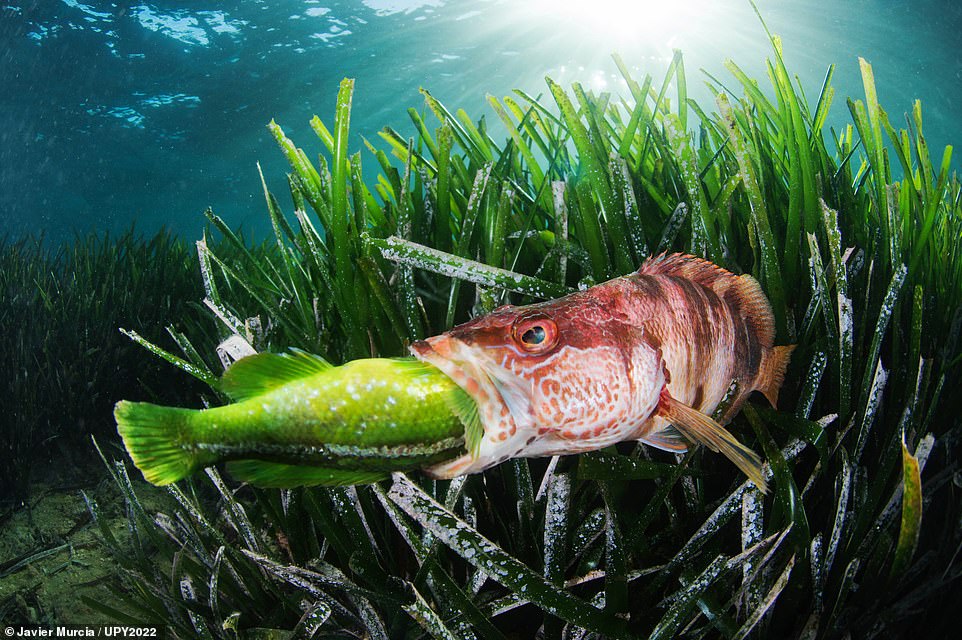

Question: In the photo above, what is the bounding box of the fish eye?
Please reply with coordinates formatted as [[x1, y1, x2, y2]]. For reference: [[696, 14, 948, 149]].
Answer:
[[512, 315, 558, 353], [521, 325, 546, 345]]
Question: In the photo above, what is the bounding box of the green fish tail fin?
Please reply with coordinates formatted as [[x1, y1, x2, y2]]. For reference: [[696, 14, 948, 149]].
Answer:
[[114, 400, 198, 485]]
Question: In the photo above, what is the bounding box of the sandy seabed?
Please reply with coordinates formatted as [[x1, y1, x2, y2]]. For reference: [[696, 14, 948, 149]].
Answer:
[[0, 452, 171, 626]]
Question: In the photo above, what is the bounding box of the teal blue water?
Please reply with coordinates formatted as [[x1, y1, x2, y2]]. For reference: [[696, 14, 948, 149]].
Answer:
[[1, 0, 959, 242]]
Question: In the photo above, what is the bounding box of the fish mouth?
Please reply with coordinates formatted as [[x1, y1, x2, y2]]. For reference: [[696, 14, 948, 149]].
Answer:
[[411, 336, 528, 443]]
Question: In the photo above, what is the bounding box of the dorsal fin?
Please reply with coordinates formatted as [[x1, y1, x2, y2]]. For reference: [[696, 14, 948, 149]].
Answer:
[[220, 348, 332, 401], [638, 253, 736, 284], [638, 253, 775, 347]]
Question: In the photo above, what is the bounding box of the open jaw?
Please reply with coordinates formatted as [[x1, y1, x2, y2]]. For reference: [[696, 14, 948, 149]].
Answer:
[[410, 336, 530, 476]]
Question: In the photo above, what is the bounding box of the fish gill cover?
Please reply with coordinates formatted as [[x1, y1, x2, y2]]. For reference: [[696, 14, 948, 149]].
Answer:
[[1, 0, 961, 636]]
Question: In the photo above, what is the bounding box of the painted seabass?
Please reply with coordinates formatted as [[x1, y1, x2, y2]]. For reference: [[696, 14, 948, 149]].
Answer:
[[412, 253, 794, 492]]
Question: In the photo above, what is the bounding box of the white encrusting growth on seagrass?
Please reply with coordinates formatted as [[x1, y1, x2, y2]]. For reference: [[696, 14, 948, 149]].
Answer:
[[365, 234, 571, 300]]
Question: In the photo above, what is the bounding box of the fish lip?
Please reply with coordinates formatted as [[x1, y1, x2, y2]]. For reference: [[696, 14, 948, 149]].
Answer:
[[409, 337, 449, 362], [409, 336, 492, 398], [410, 336, 520, 438]]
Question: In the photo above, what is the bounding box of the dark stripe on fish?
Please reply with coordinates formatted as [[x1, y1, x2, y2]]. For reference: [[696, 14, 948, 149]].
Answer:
[[721, 286, 760, 383], [723, 285, 743, 318], [745, 327, 762, 382], [629, 274, 664, 299], [701, 285, 725, 333], [692, 385, 704, 410], [193, 437, 465, 467], [644, 328, 662, 351], [675, 277, 713, 386]]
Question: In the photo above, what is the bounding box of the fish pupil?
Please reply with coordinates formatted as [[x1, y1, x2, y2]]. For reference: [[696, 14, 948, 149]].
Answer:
[[522, 325, 546, 345]]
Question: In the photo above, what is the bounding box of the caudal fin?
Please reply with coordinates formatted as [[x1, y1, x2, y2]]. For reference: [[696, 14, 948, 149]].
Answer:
[[757, 345, 796, 408], [114, 401, 198, 485]]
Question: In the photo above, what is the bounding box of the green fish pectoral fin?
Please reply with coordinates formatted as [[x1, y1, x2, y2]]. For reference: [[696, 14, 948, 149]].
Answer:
[[114, 400, 201, 486], [226, 460, 388, 488], [220, 348, 332, 401], [445, 386, 483, 457], [656, 390, 769, 493]]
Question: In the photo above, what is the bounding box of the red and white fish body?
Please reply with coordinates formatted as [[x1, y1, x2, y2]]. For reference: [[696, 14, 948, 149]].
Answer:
[[411, 254, 794, 491]]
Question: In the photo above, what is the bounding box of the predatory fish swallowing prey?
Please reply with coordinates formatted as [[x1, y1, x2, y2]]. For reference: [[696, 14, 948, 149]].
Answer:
[[115, 253, 791, 492], [412, 253, 794, 492]]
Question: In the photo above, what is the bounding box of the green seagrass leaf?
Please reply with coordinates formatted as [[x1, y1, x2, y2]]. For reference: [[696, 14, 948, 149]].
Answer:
[[890, 434, 923, 578]]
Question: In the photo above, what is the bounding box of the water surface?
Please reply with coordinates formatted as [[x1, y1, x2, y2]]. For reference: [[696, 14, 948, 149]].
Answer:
[[1, 0, 959, 241]]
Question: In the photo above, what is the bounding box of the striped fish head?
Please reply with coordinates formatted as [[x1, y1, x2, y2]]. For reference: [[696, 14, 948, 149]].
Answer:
[[411, 292, 666, 473]]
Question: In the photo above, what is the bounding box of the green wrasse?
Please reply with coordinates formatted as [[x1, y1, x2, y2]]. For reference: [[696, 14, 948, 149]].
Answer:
[[115, 350, 478, 487]]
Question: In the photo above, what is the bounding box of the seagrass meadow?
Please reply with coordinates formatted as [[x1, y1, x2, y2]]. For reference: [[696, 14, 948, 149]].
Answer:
[[0, 231, 213, 501], [29, 32, 962, 640]]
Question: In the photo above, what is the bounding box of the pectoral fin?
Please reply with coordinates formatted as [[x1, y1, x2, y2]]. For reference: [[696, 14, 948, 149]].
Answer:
[[445, 386, 483, 457], [656, 389, 768, 493], [424, 453, 476, 479], [640, 424, 689, 453]]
